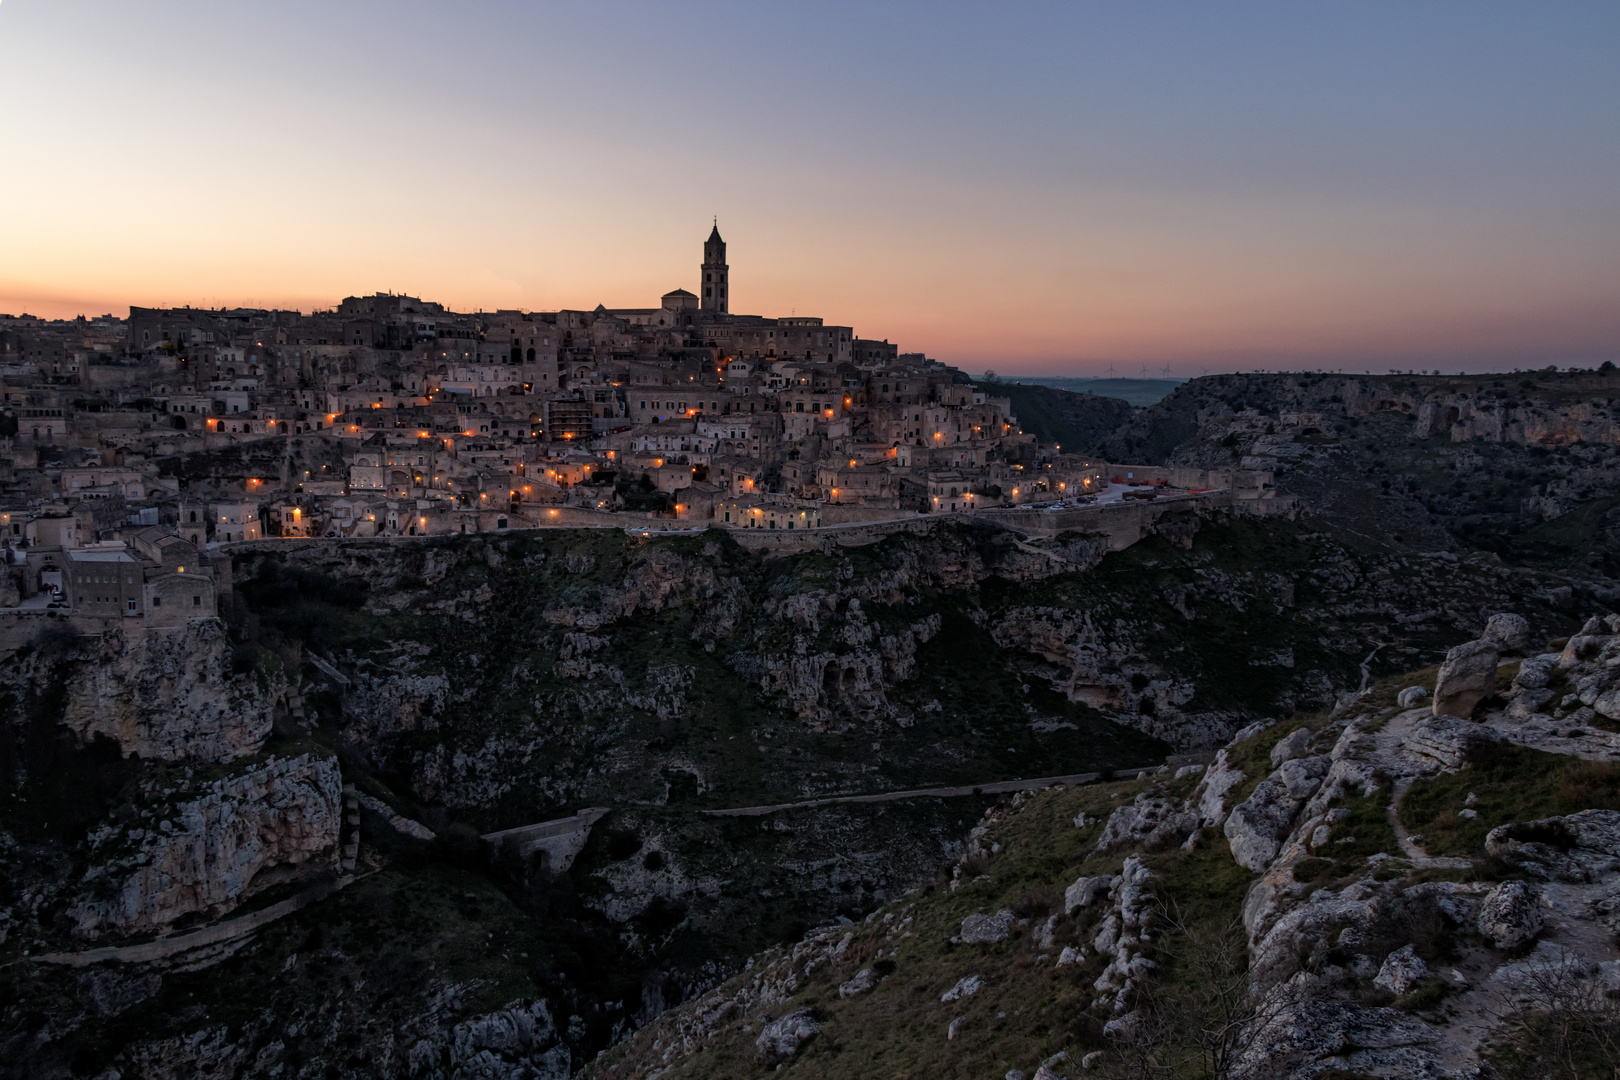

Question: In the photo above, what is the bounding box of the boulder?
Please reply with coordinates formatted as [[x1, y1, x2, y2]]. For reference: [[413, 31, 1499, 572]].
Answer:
[[837, 968, 879, 997], [1396, 686, 1429, 708], [1512, 657, 1555, 690], [1476, 880, 1542, 949], [1558, 622, 1609, 669], [1432, 639, 1500, 718], [940, 974, 983, 1002], [1269, 727, 1314, 767], [1276, 755, 1330, 799], [959, 911, 1014, 943], [1490, 941, 1600, 999], [1482, 613, 1533, 653], [1505, 687, 1555, 719], [1373, 944, 1428, 995], [754, 1009, 819, 1064], [1064, 875, 1115, 915]]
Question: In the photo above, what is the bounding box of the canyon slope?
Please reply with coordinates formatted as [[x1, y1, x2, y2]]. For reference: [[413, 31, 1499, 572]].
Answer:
[[2, 370, 1615, 1079]]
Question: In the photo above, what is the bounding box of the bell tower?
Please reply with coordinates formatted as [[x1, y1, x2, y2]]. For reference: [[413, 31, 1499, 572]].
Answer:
[[701, 220, 728, 314]]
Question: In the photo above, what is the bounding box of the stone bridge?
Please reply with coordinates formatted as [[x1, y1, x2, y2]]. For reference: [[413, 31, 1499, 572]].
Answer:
[[481, 807, 610, 872]]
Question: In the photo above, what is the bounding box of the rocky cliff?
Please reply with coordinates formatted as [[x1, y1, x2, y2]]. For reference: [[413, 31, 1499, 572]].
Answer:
[[3, 618, 276, 763], [1102, 370, 1620, 582], [2, 377, 1613, 1077], [67, 752, 342, 939]]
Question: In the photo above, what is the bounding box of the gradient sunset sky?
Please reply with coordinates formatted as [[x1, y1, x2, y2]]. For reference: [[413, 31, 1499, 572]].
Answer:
[[2, 1, 1617, 374]]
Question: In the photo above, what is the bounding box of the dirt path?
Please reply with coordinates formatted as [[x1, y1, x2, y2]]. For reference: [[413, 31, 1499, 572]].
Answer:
[[699, 767, 1160, 817], [26, 873, 365, 968]]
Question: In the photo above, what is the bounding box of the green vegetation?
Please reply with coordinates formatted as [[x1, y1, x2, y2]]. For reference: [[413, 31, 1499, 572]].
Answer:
[[589, 778, 1162, 1080], [1400, 744, 1620, 857]]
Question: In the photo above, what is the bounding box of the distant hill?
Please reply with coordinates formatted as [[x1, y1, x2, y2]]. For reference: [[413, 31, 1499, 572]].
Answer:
[[971, 380, 1136, 456], [1099, 369, 1620, 576], [996, 376, 1186, 407]]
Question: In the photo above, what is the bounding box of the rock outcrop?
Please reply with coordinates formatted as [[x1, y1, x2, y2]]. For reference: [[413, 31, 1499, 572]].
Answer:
[[754, 1008, 819, 1064], [68, 753, 343, 939], [1222, 754, 1328, 871], [1431, 638, 1499, 719], [11, 620, 274, 762]]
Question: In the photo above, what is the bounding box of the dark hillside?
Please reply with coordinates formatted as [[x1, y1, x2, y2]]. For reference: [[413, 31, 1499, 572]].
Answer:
[[1097, 369, 1620, 582], [972, 381, 1136, 456]]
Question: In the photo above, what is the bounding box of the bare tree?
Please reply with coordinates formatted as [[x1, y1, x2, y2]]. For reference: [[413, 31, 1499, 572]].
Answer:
[[1486, 952, 1620, 1080], [1100, 906, 1305, 1080]]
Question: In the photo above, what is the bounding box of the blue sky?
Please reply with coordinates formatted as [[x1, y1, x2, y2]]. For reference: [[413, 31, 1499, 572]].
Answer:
[[2, 1, 1617, 372]]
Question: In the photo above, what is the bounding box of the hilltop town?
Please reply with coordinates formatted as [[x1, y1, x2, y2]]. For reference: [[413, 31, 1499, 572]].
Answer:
[[0, 225, 1275, 633]]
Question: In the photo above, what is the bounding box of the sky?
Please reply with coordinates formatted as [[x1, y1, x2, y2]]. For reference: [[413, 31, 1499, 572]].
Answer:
[[2, 2, 1618, 375]]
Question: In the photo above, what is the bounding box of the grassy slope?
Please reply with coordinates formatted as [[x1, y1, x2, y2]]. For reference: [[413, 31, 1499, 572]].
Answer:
[[1400, 746, 1620, 858], [588, 775, 1171, 1080], [592, 657, 1613, 1080]]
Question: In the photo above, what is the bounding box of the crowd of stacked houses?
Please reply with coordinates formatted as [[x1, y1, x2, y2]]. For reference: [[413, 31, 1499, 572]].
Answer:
[[0, 226, 1265, 624]]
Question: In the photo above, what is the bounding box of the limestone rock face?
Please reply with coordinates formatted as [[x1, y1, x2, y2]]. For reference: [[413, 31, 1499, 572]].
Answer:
[[1193, 749, 1246, 827], [1432, 639, 1500, 718], [434, 998, 569, 1080], [1237, 999, 1441, 1079], [49, 621, 272, 762], [1482, 613, 1532, 653], [1223, 758, 1326, 871], [988, 605, 1226, 749], [753, 613, 942, 729], [1269, 727, 1314, 767], [1485, 810, 1620, 882], [1405, 713, 1502, 769], [69, 753, 343, 939], [1476, 880, 1543, 949], [1095, 794, 1199, 854]]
